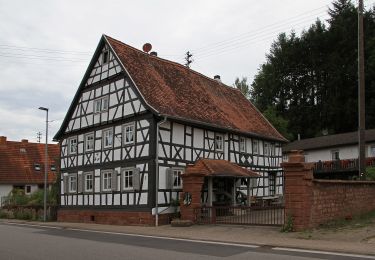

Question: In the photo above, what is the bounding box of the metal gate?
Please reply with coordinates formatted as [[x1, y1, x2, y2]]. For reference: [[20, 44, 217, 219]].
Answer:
[[195, 204, 285, 226]]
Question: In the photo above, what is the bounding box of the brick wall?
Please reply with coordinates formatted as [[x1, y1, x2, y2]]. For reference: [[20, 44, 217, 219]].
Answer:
[[58, 209, 172, 226], [311, 180, 375, 226], [283, 150, 375, 231]]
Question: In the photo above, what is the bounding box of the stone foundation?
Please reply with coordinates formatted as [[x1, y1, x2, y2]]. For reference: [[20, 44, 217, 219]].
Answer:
[[57, 209, 172, 226]]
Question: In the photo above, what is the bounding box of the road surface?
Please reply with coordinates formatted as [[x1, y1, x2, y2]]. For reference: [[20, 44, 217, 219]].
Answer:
[[0, 222, 373, 260]]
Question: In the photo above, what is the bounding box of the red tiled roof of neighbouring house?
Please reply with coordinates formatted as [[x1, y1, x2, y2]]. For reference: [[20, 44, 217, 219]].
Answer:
[[186, 158, 260, 177], [105, 36, 286, 142], [0, 136, 59, 184]]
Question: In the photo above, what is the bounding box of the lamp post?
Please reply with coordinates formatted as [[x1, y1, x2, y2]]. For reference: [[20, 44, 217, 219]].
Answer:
[[39, 107, 48, 222], [358, 0, 366, 178]]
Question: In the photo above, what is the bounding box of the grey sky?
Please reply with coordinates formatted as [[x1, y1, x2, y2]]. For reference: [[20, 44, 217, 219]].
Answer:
[[0, 0, 372, 143]]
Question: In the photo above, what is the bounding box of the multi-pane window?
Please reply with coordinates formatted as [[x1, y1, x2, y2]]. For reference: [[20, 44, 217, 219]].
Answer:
[[123, 123, 135, 145], [85, 133, 94, 152], [268, 172, 276, 196], [93, 96, 109, 113], [123, 169, 133, 190], [103, 128, 113, 149], [264, 142, 270, 156], [84, 172, 93, 192], [371, 145, 375, 157], [102, 171, 112, 191], [215, 134, 224, 152], [68, 137, 77, 155], [252, 140, 259, 154], [69, 174, 77, 193], [239, 137, 246, 153], [173, 169, 183, 188], [331, 150, 340, 160]]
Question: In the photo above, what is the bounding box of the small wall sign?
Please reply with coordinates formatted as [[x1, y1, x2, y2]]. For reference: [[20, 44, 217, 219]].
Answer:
[[183, 192, 192, 206]]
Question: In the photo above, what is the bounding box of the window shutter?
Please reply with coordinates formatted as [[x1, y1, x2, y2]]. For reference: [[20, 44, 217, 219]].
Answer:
[[78, 173, 83, 193], [166, 168, 173, 189], [63, 175, 69, 194], [112, 170, 118, 191], [133, 168, 141, 190]]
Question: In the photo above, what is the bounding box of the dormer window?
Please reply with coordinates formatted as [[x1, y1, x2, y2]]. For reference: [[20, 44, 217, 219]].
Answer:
[[34, 163, 41, 171], [51, 165, 56, 171], [102, 50, 109, 64]]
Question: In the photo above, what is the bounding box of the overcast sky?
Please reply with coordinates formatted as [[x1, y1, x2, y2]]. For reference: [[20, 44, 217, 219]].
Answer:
[[0, 0, 373, 143]]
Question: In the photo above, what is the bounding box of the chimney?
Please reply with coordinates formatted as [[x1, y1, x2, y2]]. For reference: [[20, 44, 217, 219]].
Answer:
[[21, 139, 28, 144], [150, 51, 158, 57], [214, 75, 221, 82], [0, 136, 6, 145]]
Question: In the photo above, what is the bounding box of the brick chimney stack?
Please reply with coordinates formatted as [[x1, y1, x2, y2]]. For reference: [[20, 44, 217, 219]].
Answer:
[[0, 136, 7, 146]]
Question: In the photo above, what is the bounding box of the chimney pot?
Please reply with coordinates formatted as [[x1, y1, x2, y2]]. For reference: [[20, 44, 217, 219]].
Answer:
[[150, 51, 158, 57], [214, 75, 221, 82], [0, 136, 7, 145]]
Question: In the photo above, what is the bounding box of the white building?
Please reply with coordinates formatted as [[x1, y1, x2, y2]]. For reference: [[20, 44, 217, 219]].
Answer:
[[283, 129, 375, 162], [54, 35, 287, 225]]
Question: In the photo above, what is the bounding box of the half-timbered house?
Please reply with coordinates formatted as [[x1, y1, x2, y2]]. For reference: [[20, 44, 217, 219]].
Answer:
[[54, 35, 287, 225]]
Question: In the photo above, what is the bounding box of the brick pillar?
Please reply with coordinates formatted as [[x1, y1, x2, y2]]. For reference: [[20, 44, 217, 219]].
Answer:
[[179, 173, 204, 223], [281, 150, 314, 231]]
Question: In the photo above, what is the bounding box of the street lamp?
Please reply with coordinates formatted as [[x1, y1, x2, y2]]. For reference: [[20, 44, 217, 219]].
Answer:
[[39, 107, 48, 222]]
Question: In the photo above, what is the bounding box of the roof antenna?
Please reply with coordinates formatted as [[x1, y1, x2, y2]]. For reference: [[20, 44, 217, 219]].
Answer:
[[37, 132, 42, 143], [184, 51, 193, 68]]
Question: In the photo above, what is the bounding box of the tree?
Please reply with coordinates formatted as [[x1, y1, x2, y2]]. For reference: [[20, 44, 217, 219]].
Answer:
[[262, 106, 293, 140], [233, 77, 250, 98], [250, 0, 375, 140]]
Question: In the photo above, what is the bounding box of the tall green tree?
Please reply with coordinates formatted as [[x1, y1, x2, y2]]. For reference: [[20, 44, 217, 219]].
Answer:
[[233, 77, 250, 98], [250, 0, 375, 140]]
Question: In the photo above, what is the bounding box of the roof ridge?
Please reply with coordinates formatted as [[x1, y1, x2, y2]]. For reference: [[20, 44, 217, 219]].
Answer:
[[104, 35, 237, 91]]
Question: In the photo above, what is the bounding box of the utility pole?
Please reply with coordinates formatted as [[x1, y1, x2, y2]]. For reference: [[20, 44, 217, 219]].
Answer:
[[184, 51, 193, 68], [358, 0, 366, 178], [37, 132, 42, 143]]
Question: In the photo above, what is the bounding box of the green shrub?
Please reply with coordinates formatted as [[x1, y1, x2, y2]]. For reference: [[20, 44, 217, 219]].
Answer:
[[365, 167, 375, 181], [0, 210, 8, 219], [281, 214, 294, 232], [13, 209, 33, 220]]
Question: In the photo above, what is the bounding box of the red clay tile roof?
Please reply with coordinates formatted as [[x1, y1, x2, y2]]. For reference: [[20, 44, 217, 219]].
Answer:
[[186, 158, 260, 177], [105, 36, 286, 142], [0, 137, 59, 184]]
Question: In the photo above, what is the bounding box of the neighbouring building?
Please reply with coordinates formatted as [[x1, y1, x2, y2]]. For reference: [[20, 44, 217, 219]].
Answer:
[[283, 129, 375, 162], [54, 35, 287, 225], [0, 136, 59, 203]]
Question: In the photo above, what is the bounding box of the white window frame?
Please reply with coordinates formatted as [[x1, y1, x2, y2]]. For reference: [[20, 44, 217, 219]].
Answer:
[[69, 174, 77, 193], [215, 134, 224, 152], [123, 122, 135, 145], [102, 128, 113, 149], [371, 145, 375, 157], [264, 142, 270, 156], [68, 137, 77, 155], [102, 170, 112, 192], [331, 150, 340, 160], [239, 137, 246, 153], [252, 139, 259, 154], [172, 168, 183, 188], [122, 168, 134, 190], [84, 172, 93, 192], [25, 185, 32, 195], [93, 96, 109, 114], [85, 133, 94, 152]]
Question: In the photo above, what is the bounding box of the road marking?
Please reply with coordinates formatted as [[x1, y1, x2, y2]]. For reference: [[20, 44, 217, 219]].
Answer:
[[273, 247, 375, 259], [2, 222, 63, 230], [1, 221, 259, 249], [67, 227, 260, 248]]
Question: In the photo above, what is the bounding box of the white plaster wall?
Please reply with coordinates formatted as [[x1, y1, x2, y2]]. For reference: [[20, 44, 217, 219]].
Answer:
[[0, 185, 13, 199]]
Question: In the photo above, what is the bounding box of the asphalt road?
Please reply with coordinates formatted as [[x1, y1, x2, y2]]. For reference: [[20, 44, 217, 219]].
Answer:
[[0, 223, 374, 260]]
